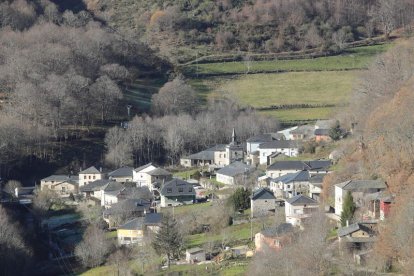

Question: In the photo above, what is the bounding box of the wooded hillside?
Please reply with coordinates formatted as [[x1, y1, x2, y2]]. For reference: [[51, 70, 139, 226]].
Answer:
[[87, 0, 414, 63]]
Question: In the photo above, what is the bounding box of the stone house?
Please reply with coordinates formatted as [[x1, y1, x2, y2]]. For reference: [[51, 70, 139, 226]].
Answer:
[[103, 198, 151, 228], [117, 213, 162, 246], [108, 166, 134, 183], [185, 247, 206, 263], [255, 223, 294, 253], [270, 171, 310, 198], [160, 179, 196, 207], [40, 175, 79, 197], [251, 188, 276, 218], [132, 163, 172, 191]]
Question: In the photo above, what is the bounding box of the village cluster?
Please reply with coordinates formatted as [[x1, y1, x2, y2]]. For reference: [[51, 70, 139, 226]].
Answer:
[[9, 119, 393, 266]]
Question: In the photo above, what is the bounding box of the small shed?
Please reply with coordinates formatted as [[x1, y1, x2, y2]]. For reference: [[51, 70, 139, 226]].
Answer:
[[231, 245, 249, 257], [185, 247, 206, 263]]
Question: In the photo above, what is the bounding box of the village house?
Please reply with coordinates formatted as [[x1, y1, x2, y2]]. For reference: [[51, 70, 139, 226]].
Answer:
[[251, 188, 276, 217], [117, 213, 162, 246], [308, 173, 326, 201], [334, 180, 388, 217], [285, 194, 319, 227], [40, 175, 79, 197], [314, 129, 332, 142], [270, 171, 311, 198], [100, 181, 126, 208], [277, 126, 298, 140], [185, 247, 206, 263], [338, 221, 378, 252], [255, 223, 294, 253], [266, 160, 331, 178], [246, 133, 284, 154], [132, 163, 172, 191], [80, 179, 118, 202], [160, 179, 196, 207], [79, 166, 104, 187], [103, 198, 151, 228], [216, 161, 254, 185], [180, 129, 244, 168], [289, 125, 315, 140], [258, 140, 301, 164], [108, 166, 134, 183]]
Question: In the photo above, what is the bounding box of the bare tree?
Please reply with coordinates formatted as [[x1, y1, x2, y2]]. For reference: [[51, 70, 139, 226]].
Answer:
[[3, 180, 22, 196], [75, 223, 112, 268]]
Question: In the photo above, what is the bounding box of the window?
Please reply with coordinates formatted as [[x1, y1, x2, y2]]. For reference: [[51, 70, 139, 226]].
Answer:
[[84, 176, 86, 179], [88, 175, 91, 179], [224, 154, 226, 158], [62, 187, 66, 192], [287, 185, 290, 189], [93, 175, 96, 179], [219, 154, 222, 158], [178, 188, 183, 192], [189, 188, 193, 192]]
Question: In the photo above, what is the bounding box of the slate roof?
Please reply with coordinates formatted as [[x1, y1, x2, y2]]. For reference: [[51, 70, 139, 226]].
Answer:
[[216, 161, 253, 177], [160, 179, 196, 197], [258, 140, 301, 149], [267, 160, 331, 171], [79, 166, 101, 174], [251, 188, 275, 200], [247, 134, 274, 143], [134, 163, 154, 172], [118, 217, 144, 230], [104, 199, 151, 215], [286, 194, 318, 206], [184, 144, 227, 161], [108, 167, 133, 178], [103, 181, 124, 193], [147, 167, 172, 176], [309, 173, 327, 185], [290, 125, 315, 135], [261, 223, 293, 237], [42, 175, 79, 182], [315, 119, 336, 129], [338, 222, 376, 237], [335, 180, 387, 191], [272, 170, 310, 184], [80, 179, 114, 192], [144, 213, 163, 225]]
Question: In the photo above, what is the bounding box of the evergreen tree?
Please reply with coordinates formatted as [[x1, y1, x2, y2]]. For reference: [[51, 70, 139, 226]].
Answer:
[[228, 187, 251, 211], [329, 120, 343, 141], [340, 191, 356, 226], [151, 214, 183, 267]]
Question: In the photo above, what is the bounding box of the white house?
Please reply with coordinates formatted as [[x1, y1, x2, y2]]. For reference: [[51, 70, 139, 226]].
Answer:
[[185, 248, 206, 263], [80, 179, 116, 201], [285, 194, 319, 227], [258, 140, 301, 164], [251, 188, 276, 218], [216, 161, 254, 185], [133, 163, 172, 191], [266, 160, 331, 178], [308, 173, 326, 201], [334, 180, 387, 216], [100, 182, 125, 208], [246, 133, 285, 154], [79, 166, 104, 187]]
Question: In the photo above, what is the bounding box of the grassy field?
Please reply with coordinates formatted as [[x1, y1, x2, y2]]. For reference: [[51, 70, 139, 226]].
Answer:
[[123, 77, 165, 113], [184, 44, 390, 76], [260, 107, 334, 122]]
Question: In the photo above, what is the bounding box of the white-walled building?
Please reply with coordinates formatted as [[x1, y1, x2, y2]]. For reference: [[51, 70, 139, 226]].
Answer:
[[285, 194, 318, 226], [266, 160, 331, 178], [133, 163, 172, 191], [79, 166, 104, 187], [216, 162, 254, 185], [258, 140, 301, 164]]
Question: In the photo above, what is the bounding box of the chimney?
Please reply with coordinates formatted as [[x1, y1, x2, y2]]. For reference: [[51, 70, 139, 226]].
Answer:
[[346, 220, 349, 227], [100, 167, 102, 173]]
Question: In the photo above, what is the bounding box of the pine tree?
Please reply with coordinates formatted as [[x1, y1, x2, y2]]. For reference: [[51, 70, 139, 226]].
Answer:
[[329, 120, 343, 141], [340, 191, 356, 226], [151, 214, 183, 267]]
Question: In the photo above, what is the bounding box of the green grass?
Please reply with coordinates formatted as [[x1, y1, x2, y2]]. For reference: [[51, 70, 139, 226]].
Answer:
[[162, 202, 212, 216], [81, 265, 113, 276], [259, 107, 333, 122], [184, 44, 390, 75], [214, 71, 357, 108], [173, 168, 200, 179]]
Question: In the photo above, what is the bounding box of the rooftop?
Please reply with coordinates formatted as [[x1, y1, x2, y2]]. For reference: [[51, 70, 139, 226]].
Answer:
[[80, 179, 114, 192], [186, 247, 205, 254], [335, 180, 387, 191], [267, 160, 331, 171], [79, 166, 101, 174], [272, 170, 310, 184], [261, 223, 294, 237], [285, 194, 318, 206], [118, 217, 144, 230], [258, 140, 301, 149], [216, 161, 254, 177], [147, 167, 172, 176], [251, 188, 276, 200], [108, 167, 133, 178], [160, 179, 196, 197]]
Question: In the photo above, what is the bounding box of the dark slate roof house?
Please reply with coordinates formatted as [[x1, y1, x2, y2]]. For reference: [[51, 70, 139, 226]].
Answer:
[[108, 167, 133, 178], [335, 180, 387, 191], [251, 188, 276, 200], [160, 179, 196, 196], [258, 140, 301, 150], [272, 171, 310, 184], [216, 161, 254, 177], [267, 160, 331, 172], [79, 166, 101, 174], [285, 194, 318, 206]]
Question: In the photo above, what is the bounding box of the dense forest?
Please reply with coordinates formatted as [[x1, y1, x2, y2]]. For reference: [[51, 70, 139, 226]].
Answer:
[[88, 0, 414, 62]]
